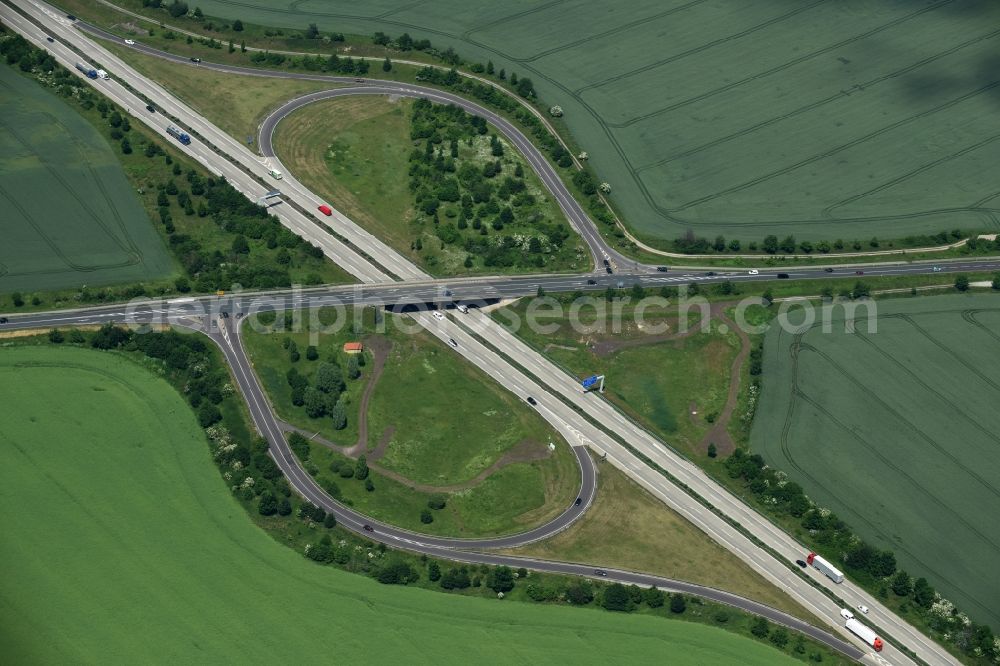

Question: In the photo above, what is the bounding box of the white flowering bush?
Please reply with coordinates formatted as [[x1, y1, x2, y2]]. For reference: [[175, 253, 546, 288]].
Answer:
[[930, 597, 955, 620], [599, 182, 611, 194], [241, 476, 255, 489], [548, 105, 563, 117]]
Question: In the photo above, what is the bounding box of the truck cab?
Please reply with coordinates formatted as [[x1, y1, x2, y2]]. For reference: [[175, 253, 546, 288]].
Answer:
[[269, 169, 283, 180]]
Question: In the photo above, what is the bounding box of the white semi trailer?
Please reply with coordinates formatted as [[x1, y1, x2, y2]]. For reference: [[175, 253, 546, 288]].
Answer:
[[807, 552, 844, 583], [845, 618, 883, 652]]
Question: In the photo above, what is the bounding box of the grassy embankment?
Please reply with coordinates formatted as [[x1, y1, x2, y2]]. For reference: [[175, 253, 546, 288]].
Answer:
[[510, 456, 822, 624], [0, 343, 803, 665]]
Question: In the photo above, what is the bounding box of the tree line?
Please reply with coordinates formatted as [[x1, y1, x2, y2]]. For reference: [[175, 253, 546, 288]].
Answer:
[[673, 228, 1000, 256], [725, 449, 998, 660]]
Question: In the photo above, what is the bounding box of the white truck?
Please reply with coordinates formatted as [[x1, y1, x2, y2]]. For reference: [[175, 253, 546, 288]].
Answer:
[[268, 168, 283, 180], [96, 69, 109, 80], [845, 618, 883, 652], [806, 552, 844, 583]]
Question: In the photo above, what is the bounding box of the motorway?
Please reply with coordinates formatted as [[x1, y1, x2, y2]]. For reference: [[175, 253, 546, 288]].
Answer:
[[4, 1, 990, 663]]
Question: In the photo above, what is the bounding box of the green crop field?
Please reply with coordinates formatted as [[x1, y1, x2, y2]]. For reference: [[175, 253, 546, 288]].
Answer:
[[152, 0, 1000, 243], [0, 66, 172, 294], [751, 293, 1000, 629], [0, 345, 795, 664]]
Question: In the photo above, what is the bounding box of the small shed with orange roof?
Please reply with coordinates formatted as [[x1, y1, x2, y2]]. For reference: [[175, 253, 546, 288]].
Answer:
[[343, 342, 364, 354]]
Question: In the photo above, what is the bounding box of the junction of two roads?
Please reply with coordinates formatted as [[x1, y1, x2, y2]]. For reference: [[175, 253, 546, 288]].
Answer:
[[4, 2, 996, 663]]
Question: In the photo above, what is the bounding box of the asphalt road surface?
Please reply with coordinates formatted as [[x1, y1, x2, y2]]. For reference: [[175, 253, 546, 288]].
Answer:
[[5, 2, 988, 662]]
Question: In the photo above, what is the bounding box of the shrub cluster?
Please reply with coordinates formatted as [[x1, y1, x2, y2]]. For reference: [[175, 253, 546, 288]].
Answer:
[[405, 98, 573, 270]]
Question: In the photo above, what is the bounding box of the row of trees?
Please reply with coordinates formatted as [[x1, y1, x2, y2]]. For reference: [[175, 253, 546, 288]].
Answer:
[[3, 32, 330, 296], [673, 228, 1000, 255], [725, 448, 999, 660]]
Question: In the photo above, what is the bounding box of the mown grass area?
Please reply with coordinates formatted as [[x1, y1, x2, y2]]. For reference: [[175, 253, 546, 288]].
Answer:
[[365, 326, 562, 483], [243, 307, 580, 536], [271, 96, 415, 257], [273, 95, 587, 276], [302, 438, 579, 538], [0, 344, 798, 665], [493, 298, 739, 457], [508, 457, 822, 625], [752, 292, 1000, 633]]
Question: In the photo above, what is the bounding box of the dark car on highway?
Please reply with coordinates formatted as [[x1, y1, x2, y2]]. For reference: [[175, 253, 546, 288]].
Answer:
[[46, 36, 54, 42], [0, 317, 8, 324], [363, 524, 374, 533], [526, 396, 537, 406], [574, 497, 582, 506], [145, 104, 156, 112], [795, 559, 807, 568], [605, 266, 613, 274], [855, 270, 864, 275], [777, 273, 789, 279], [586, 279, 597, 285], [190, 57, 201, 63], [594, 569, 608, 576], [656, 266, 669, 272], [824, 267, 834, 272]]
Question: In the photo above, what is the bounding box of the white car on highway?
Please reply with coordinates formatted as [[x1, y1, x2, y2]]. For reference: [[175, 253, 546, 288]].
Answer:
[[840, 608, 855, 621], [124, 39, 135, 45], [432, 311, 445, 321], [748, 269, 759, 275], [858, 604, 870, 615]]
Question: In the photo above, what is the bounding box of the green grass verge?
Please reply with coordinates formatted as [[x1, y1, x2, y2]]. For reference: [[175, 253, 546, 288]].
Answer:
[[0, 343, 799, 665], [508, 455, 823, 625], [100, 40, 344, 143]]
